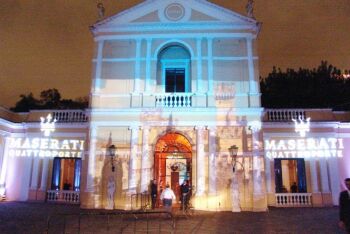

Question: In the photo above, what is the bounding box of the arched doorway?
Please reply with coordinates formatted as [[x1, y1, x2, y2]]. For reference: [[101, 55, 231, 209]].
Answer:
[[154, 132, 192, 206]]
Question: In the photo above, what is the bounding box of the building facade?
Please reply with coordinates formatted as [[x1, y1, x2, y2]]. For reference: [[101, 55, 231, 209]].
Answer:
[[85, 0, 265, 212], [0, 0, 349, 212]]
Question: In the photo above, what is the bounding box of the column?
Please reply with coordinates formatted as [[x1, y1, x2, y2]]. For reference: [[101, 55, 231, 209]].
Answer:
[[249, 121, 267, 211], [207, 38, 213, 93], [94, 40, 104, 92], [73, 159, 82, 191], [133, 39, 141, 93], [0, 141, 4, 177], [196, 38, 203, 93], [145, 39, 152, 92], [86, 126, 97, 192], [39, 158, 49, 191], [0, 137, 10, 196], [319, 160, 330, 193], [196, 126, 205, 196], [246, 38, 258, 94], [140, 126, 150, 193], [128, 126, 139, 192], [309, 158, 319, 193], [207, 126, 216, 195], [264, 157, 272, 194], [30, 158, 40, 190], [309, 158, 322, 206], [328, 158, 340, 205]]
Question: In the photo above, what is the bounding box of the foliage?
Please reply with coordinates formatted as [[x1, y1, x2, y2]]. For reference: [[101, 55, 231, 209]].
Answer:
[[11, 89, 88, 112], [260, 61, 350, 110]]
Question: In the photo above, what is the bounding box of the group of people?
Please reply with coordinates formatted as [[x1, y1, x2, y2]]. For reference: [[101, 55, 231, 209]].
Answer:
[[150, 179, 191, 212]]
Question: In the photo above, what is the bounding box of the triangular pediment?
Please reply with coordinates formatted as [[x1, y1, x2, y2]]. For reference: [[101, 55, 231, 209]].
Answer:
[[92, 0, 257, 33]]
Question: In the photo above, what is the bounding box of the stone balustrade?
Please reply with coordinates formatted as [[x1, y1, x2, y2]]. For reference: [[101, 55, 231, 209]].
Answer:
[[275, 193, 312, 207], [52, 110, 88, 123], [47, 190, 80, 204], [155, 93, 193, 107], [265, 109, 306, 122]]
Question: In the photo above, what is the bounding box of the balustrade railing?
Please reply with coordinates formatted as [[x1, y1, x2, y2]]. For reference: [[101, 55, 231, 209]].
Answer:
[[275, 193, 312, 207], [155, 93, 193, 108], [47, 190, 80, 204], [266, 109, 306, 122], [52, 110, 88, 123]]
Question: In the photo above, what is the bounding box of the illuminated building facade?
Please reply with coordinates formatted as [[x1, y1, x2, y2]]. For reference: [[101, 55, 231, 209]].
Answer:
[[85, 0, 265, 212], [0, 0, 349, 212]]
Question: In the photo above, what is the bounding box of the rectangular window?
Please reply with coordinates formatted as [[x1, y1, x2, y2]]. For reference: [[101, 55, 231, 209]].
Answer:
[[165, 68, 185, 93]]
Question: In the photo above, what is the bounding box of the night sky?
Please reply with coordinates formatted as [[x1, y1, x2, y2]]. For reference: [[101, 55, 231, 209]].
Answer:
[[0, 0, 349, 108]]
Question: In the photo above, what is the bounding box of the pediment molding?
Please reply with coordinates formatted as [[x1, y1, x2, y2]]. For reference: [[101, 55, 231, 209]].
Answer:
[[91, 0, 258, 35]]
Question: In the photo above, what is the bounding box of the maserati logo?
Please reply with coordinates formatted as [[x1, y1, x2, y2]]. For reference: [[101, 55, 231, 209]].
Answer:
[[40, 114, 57, 137], [292, 116, 310, 137]]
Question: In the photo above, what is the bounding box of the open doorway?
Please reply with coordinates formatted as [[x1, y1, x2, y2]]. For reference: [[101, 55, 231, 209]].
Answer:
[[274, 158, 307, 193], [154, 132, 192, 207]]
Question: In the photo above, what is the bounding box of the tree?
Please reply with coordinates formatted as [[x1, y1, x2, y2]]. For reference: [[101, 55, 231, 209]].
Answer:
[[260, 61, 350, 110], [10, 93, 39, 112], [10, 89, 88, 112], [40, 88, 61, 109]]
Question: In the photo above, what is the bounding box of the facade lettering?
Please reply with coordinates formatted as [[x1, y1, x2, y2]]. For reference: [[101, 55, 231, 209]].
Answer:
[[8, 137, 84, 158], [265, 138, 344, 158]]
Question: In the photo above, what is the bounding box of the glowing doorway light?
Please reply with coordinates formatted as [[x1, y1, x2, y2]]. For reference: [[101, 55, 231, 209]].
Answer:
[[292, 116, 310, 137], [40, 114, 57, 137]]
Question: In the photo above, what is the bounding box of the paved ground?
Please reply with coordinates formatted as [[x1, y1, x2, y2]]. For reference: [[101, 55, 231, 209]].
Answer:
[[0, 201, 347, 234]]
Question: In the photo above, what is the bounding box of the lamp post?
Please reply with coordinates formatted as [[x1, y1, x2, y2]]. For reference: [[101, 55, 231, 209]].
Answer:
[[108, 144, 116, 172], [228, 145, 241, 212], [228, 145, 239, 172]]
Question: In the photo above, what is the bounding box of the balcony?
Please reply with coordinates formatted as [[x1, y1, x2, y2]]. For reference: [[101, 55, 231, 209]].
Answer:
[[155, 93, 193, 108], [47, 190, 80, 204], [274, 193, 312, 207]]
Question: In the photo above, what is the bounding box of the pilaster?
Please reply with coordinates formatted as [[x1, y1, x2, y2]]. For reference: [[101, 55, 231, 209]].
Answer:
[[128, 126, 139, 193], [195, 126, 205, 196], [140, 126, 151, 193], [207, 126, 216, 195], [94, 40, 104, 92]]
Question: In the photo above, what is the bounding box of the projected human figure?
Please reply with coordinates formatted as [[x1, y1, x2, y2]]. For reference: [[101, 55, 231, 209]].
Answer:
[[97, 2, 105, 20], [107, 177, 115, 209]]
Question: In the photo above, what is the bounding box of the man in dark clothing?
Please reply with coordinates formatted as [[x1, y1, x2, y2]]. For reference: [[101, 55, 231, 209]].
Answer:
[[290, 182, 298, 193], [180, 180, 190, 210], [339, 178, 350, 233], [150, 179, 158, 209]]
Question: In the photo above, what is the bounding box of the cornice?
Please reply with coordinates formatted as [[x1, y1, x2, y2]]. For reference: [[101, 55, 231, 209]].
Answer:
[[91, 0, 259, 35]]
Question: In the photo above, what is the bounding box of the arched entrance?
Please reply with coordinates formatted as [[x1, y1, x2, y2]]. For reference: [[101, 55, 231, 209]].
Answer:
[[154, 132, 192, 206]]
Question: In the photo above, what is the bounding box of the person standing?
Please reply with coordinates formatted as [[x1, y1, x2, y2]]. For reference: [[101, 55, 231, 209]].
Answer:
[[290, 182, 298, 193], [339, 178, 350, 233], [180, 180, 190, 210], [150, 179, 158, 209], [160, 184, 176, 212]]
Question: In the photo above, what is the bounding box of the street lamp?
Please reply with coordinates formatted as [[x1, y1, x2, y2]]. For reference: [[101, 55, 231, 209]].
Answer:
[[228, 145, 239, 173], [108, 144, 116, 172]]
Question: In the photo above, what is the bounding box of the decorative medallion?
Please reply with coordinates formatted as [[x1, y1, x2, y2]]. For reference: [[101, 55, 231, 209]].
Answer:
[[164, 3, 185, 21]]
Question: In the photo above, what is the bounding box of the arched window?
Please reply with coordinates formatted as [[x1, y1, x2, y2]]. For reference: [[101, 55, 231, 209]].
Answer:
[[157, 45, 191, 93]]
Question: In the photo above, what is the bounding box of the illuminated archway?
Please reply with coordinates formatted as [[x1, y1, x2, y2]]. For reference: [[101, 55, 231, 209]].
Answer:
[[154, 132, 192, 205]]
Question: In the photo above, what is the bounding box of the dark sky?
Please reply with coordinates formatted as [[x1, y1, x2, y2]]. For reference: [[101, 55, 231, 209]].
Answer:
[[1, 0, 349, 108]]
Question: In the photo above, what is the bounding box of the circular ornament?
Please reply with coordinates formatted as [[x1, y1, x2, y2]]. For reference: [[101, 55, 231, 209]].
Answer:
[[164, 3, 185, 21]]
